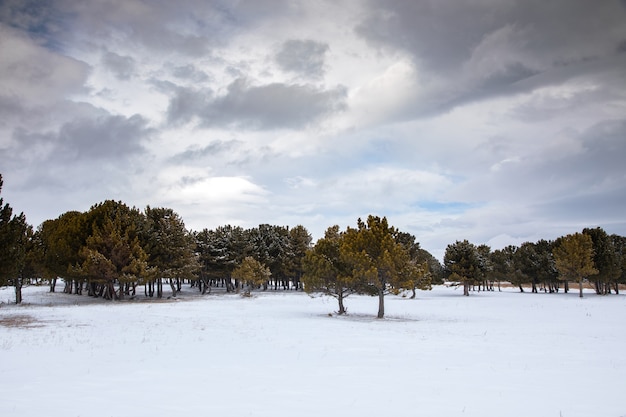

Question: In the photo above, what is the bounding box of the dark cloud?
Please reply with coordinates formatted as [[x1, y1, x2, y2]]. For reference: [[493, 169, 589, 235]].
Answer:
[[0, 0, 297, 58], [169, 140, 242, 163], [204, 78, 347, 129], [9, 113, 151, 165], [166, 86, 213, 126], [356, 0, 626, 116], [171, 64, 211, 83], [102, 51, 135, 80], [0, 0, 70, 51], [167, 78, 347, 129], [358, 0, 626, 72], [276, 39, 329, 78]]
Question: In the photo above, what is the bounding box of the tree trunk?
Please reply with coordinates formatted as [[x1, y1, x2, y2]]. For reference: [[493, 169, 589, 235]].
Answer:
[[338, 293, 346, 315], [464, 281, 470, 296], [169, 278, 177, 298], [15, 277, 22, 304], [49, 277, 57, 293], [579, 278, 584, 298], [564, 281, 569, 293], [377, 289, 385, 318], [156, 278, 163, 298]]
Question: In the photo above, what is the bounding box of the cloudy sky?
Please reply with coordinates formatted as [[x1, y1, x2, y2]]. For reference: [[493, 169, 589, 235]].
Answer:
[[1, 0, 625, 259]]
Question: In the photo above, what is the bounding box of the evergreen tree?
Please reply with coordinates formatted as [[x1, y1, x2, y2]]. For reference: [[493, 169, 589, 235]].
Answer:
[[143, 207, 199, 297], [444, 240, 478, 296], [583, 227, 621, 294], [288, 225, 312, 290], [231, 256, 271, 294], [340, 216, 414, 318], [76, 207, 150, 299], [0, 174, 31, 304], [476, 244, 494, 291], [553, 232, 598, 298], [246, 224, 291, 290], [195, 225, 246, 292], [302, 225, 356, 314], [36, 211, 90, 293], [395, 231, 432, 298], [491, 245, 517, 291], [610, 234, 626, 294]]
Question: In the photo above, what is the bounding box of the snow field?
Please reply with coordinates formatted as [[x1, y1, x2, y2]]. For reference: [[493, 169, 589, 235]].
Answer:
[[0, 286, 625, 417]]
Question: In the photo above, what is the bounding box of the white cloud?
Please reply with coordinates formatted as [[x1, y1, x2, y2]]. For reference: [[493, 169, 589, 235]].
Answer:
[[0, 23, 89, 105]]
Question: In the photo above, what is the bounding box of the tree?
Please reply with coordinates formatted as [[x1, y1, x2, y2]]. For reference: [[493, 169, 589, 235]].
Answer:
[[231, 256, 271, 293], [553, 232, 598, 298], [0, 174, 31, 304], [76, 206, 151, 299], [444, 240, 478, 296], [245, 225, 290, 289], [288, 225, 312, 290], [515, 242, 542, 293], [36, 211, 90, 293], [491, 245, 525, 291], [534, 239, 559, 293], [611, 234, 626, 294], [476, 244, 494, 291], [195, 225, 247, 292], [143, 207, 199, 298], [583, 227, 621, 294], [395, 231, 432, 298], [340, 216, 414, 318], [302, 225, 357, 314], [75, 200, 151, 299]]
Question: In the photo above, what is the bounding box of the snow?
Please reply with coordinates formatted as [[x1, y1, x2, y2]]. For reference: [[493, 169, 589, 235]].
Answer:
[[1, 285, 625, 417]]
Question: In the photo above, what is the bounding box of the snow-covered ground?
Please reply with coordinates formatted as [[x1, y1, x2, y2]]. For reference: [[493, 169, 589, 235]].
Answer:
[[1, 285, 624, 417]]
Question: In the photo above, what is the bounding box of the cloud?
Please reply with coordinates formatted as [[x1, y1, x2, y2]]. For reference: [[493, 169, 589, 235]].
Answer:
[[0, 23, 89, 105], [275, 39, 329, 78], [355, 0, 626, 118], [168, 140, 243, 164], [3, 111, 152, 191], [167, 78, 347, 129], [102, 51, 135, 80], [170, 64, 211, 83]]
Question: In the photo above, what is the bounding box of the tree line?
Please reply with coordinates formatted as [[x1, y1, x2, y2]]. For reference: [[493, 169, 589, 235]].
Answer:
[[1, 174, 624, 318], [443, 229, 626, 298]]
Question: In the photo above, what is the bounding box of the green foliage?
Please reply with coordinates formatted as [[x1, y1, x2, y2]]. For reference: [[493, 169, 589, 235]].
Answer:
[[0, 174, 32, 303], [143, 206, 199, 282], [74, 202, 151, 299], [302, 225, 356, 314], [37, 211, 89, 281], [195, 225, 246, 289], [340, 216, 417, 318], [231, 256, 271, 291], [583, 227, 622, 294], [553, 232, 598, 298], [444, 240, 478, 296]]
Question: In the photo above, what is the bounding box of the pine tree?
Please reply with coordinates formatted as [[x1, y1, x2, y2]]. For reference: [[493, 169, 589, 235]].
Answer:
[[302, 225, 357, 314], [553, 232, 598, 298], [288, 225, 312, 290], [340, 216, 413, 318], [231, 256, 271, 294], [143, 207, 199, 297], [583, 227, 621, 294], [444, 240, 478, 296], [0, 174, 31, 304]]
